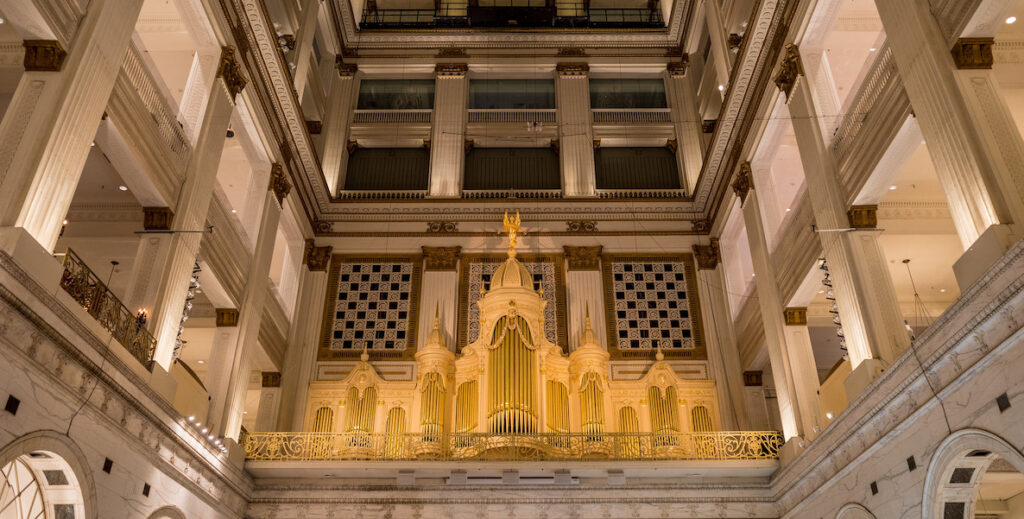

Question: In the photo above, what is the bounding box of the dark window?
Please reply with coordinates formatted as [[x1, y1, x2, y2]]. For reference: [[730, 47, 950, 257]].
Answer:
[[469, 79, 556, 109], [464, 148, 561, 190], [590, 79, 667, 108], [357, 80, 435, 109], [595, 147, 680, 189], [344, 148, 430, 190]]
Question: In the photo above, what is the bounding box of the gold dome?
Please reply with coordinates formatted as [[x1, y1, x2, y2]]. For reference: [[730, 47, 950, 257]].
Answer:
[[490, 256, 535, 291]]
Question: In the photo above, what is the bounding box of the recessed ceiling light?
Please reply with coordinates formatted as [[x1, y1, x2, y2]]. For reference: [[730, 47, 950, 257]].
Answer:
[[869, 47, 876, 52], [231, 209, 237, 214], [197, 359, 205, 364], [785, 208, 792, 212], [90, 142, 96, 147], [718, 84, 725, 92], [243, 411, 248, 415], [939, 288, 947, 293], [818, 289, 825, 294], [1007, 16, 1017, 24], [826, 412, 834, 420], [118, 185, 128, 191], [889, 185, 897, 190], [0, 17, 6, 24]]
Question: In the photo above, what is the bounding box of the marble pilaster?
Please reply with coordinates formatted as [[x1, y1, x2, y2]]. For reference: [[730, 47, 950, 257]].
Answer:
[[277, 261, 329, 431], [702, 0, 732, 93], [321, 62, 358, 195], [429, 64, 469, 198], [666, 63, 704, 194], [564, 245, 606, 351], [205, 308, 241, 435], [417, 246, 461, 353], [290, 0, 322, 101], [555, 63, 596, 197], [781, 308, 822, 438]]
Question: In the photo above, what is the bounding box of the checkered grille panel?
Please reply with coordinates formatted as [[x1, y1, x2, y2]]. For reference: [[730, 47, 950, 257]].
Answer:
[[329, 262, 414, 352], [610, 261, 695, 352], [466, 261, 558, 345]]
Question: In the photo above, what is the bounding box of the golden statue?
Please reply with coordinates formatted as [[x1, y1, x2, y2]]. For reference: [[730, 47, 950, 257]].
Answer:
[[502, 210, 521, 257]]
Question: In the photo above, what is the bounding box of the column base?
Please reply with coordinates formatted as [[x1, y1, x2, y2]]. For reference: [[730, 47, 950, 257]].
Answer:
[[779, 436, 808, 466], [844, 358, 887, 402], [954, 224, 1019, 292]]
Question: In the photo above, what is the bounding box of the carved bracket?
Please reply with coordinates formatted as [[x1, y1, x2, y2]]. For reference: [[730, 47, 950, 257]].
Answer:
[[217, 46, 247, 99], [774, 43, 804, 101], [564, 246, 602, 270], [23, 40, 66, 71], [556, 63, 589, 77], [423, 246, 462, 271], [951, 38, 994, 69], [142, 207, 174, 231], [783, 307, 808, 326], [732, 162, 752, 204], [303, 239, 333, 271], [847, 205, 878, 229], [692, 239, 720, 270], [268, 163, 291, 205], [435, 63, 468, 77], [215, 308, 239, 327]]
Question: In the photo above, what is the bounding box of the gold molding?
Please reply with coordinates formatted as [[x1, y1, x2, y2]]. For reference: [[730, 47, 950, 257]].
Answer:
[[847, 205, 878, 229]]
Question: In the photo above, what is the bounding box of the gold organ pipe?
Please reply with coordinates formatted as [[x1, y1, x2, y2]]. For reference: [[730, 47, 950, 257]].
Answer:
[[618, 406, 640, 457], [420, 372, 445, 439], [312, 407, 334, 433], [345, 387, 361, 432], [546, 380, 569, 433], [581, 373, 604, 436], [384, 407, 406, 458], [455, 381, 478, 432], [487, 316, 537, 434], [691, 405, 713, 432]]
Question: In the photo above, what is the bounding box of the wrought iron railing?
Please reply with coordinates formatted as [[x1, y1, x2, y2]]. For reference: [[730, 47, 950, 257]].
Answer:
[[597, 188, 687, 199], [462, 189, 563, 199], [468, 109, 557, 123], [360, 2, 664, 29], [336, 190, 429, 200], [592, 108, 672, 124], [242, 431, 783, 461], [352, 110, 433, 124], [59, 249, 155, 366]]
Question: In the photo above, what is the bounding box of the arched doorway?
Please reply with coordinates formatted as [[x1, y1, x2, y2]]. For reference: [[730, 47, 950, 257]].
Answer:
[[924, 429, 1024, 518], [0, 451, 86, 518]]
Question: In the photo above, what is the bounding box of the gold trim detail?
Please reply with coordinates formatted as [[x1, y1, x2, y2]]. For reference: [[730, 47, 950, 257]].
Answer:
[[783, 307, 807, 326], [216, 308, 239, 327], [422, 246, 462, 271], [435, 63, 468, 77], [847, 205, 878, 229], [556, 62, 589, 77], [564, 245, 603, 271], [774, 43, 803, 101], [23, 40, 66, 71], [217, 46, 247, 99], [951, 38, 994, 69]]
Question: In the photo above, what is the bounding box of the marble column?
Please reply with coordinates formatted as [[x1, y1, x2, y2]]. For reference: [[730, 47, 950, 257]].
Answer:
[[149, 47, 246, 370], [563, 246, 606, 351], [219, 170, 290, 439], [321, 61, 358, 195], [290, 0, 322, 101], [873, 0, 1014, 248], [779, 45, 910, 373], [0, 0, 145, 252], [277, 241, 332, 431], [666, 61, 705, 194], [178, 48, 221, 146], [123, 208, 174, 313], [419, 247, 462, 352], [555, 63, 596, 197], [205, 308, 241, 432], [429, 63, 469, 198], [702, 0, 732, 92], [692, 240, 748, 430], [781, 308, 822, 435], [254, 372, 282, 432], [733, 175, 807, 441]]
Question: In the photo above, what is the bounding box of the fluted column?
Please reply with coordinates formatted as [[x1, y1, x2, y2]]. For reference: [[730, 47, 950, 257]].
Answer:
[[692, 240, 748, 430], [277, 240, 332, 431], [781, 308, 822, 436], [178, 49, 221, 145], [563, 246, 606, 351], [290, 0, 322, 100], [778, 45, 910, 374], [218, 169, 289, 439], [205, 308, 241, 432], [322, 61, 358, 195], [873, 0, 1014, 248], [666, 60, 704, 194], [733, 176, 807, 441], [123, 208, 175, 313], [419, 247, 462, 352], [254, 372, 282, 432], [702, 0, 732, 92], [555, 63, 596, 197], [149, 47, 246, 370], [0, 0, 145, 251], [429, 63, 469, 197]]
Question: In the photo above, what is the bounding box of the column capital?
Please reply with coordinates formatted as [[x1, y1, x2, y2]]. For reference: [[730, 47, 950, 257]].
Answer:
[[435, 63, 468, 77], [692, 239, 720, 270], [217, 46, 247, 99], [303, 239, 333, 271], [336, 56, 358, 76], [305, 120, 322, 134], [142, 207, 174, 231], [783, 307, 808, 326], [774, 43, 804, 100], [732, 162, 752, 203], [666, 56, 689, 77], [23, 40, 67, 71], [743, 371, 763, 386], [422, 246, 462, 271], [556, 63, 590, 77], [691, 218, 711, 233], [215, 308, 239, 327], [951, 38, 994, 69], [847, 205, 878, 229], [261, 372, 282, 387], [268, 163, 292, 205], [563, 245, 603, 270]]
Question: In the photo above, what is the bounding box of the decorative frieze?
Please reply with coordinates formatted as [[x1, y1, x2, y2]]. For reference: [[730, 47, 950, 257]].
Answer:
[[732, 162, 752, 203], [268, 163, 291, 205], [23, 40, 66, 71], [215, 308, 239, 327], [261, 372, 282, 387], [422, 246, 462, 271], [667, 56, 689, 77], [557, 47, 587, 57], [435, 63, 468, 77], [303, 239, 333, 272], [142, 207, 174, 231], [563, 246, 602, 270], [847, 205, 879, 229], [783, 307, 808, 326], [426, 221, 458, 233], [216, 46, 246, 99], [951, 38, 994, 69], [556, 63, 589, 77], [775, 43, 804, 101], [692, 239, 720, 270], [566, 220, 597, 233], [437, 47, 468, 58]]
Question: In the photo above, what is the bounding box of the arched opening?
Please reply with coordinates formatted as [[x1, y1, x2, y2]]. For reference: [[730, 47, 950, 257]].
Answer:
[[835, 503, 876, 519], [0, 451, 86, 519], [147, 505, 187, 519], [923, 429, 1024, 519]]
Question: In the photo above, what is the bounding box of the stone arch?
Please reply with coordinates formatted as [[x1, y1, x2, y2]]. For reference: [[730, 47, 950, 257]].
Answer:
[[148, 505, 187, 519], [922, 428, 1024, 519], [835, 503, 876, 519], [0, 429, 97, 519]]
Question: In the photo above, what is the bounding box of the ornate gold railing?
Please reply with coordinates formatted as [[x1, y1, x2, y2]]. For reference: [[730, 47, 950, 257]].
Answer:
[[242, 431, 784, 462], [59, 249, 155, 366]]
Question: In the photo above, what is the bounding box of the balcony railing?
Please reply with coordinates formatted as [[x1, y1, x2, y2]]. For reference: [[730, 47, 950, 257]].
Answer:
[[597, 188, 686, 199], [468, 109, 557, 123], [242, 431, 784, 461], [360, 2, 664, 29], [462, 189, 563, 199], [336, 190, 429, 200], [352, 110, 432, 124], [592, 108, 672, 124], [59, 249, 155, 366]]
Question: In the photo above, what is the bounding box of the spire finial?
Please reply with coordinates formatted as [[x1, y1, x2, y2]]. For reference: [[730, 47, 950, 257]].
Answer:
[[655, 343, 664, 361], [360, 342, 369, 362], [502, 210, 521, 258]]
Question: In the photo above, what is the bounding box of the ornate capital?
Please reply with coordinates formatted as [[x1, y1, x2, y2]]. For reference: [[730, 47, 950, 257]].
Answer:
[[743, 371, 763, 386], [702, 119, 717, 134], [215, 308, 239, 327], [23, 40, 66, 71], [217, 46, 247, 99], [667, 55, 689, 77], [692, 239, 720, 270], [261, 372, 282, 388], [556, 62, 589, 77], [268, 163, 291, 205], [422, 246, 462, 271], [142, 207, 174, 231], [783, 307, 808, 326], [732, 162, 752, 203], [951, 38, 994, 69], [666, 138, 678, 154], [435, 63, 468, 77], [728, 33, 744, 52], [336, 56, 358, 76], [313, 219, 333, 234], [566, 220, 597, 233], [306, 120, 322, 134], [564, 245, 603, 270], [303, 239, 333, 271], [847, 205, 878, 229], [691, 218, 711, 234], [775, 43, 804, 100]]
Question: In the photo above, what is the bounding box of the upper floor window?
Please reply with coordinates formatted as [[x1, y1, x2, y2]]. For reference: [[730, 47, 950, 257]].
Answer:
[[589, 79, 668, 109], [469, 79, 556, 109], [357, 80, 435, 110]]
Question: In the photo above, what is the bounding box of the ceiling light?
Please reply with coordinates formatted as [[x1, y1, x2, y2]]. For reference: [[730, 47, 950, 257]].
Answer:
[[718, 84, 725, 92], [62, 219, 68, 226], [0, 18, 6, 24], [118, 185, 127, 191], [197, 359, 205, 364], [231, 209, 237, 214], [939, 288, 947, 293], [826, 412, 834, 420], [818, 289, 825, 294], [1007, 16, 1017, 24], [889, 185, 897, 190], [785, 208, 791, 212], [243, 411, 248, 415], [869, 47, 876, 52]]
